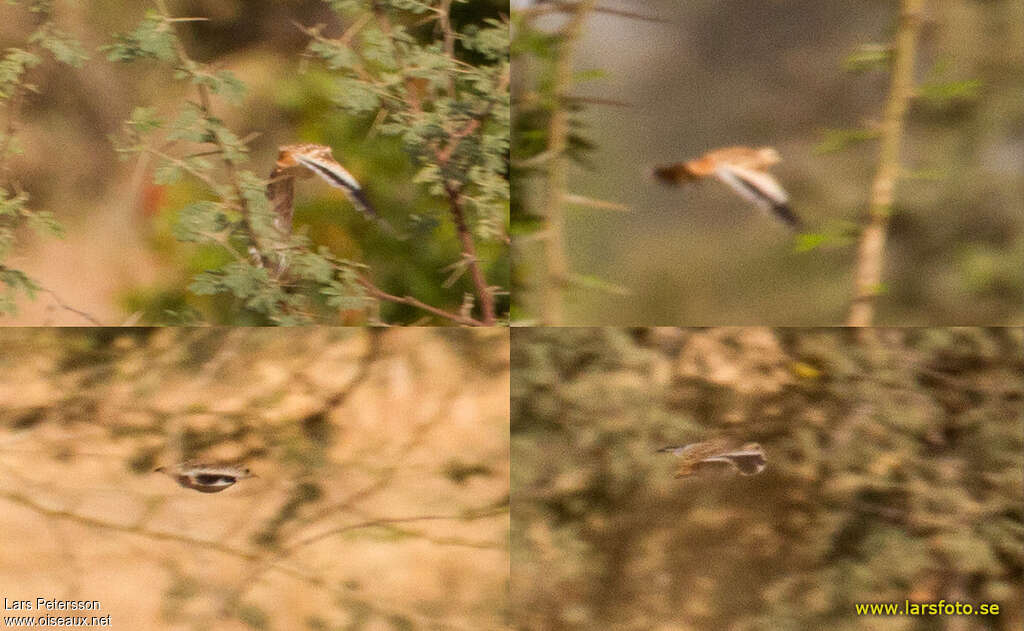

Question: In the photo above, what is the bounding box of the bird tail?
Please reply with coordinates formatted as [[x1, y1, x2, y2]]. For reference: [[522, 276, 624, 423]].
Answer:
[[650, 163, 698, 186]]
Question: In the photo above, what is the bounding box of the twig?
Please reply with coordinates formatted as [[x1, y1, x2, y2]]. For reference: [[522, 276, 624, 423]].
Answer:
[[0, 490, 264, 562], [356, 274, 485, 326], [433, 2, 500, 325], [281, 507, 507, 554], [37, 284, 103, 325], [0, 488, 486, 631], [443, 181, 496, 325], [438, 0, 457, 98], [155, 0, 267, 265], [847, 0, 924, 326]]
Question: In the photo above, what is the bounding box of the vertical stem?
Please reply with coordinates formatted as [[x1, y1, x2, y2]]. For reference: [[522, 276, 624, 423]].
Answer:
[[540, 0, 595, 325], [847, 0, 924, 326], [436, 0, 496, 325], [446, 182, 496, 325], [439, 0, 457, 99]]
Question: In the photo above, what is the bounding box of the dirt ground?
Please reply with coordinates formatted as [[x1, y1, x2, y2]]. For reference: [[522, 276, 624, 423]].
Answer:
[[0, 328, 510, 630]]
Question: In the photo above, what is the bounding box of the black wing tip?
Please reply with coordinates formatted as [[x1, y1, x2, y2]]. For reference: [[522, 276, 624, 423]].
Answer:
[[730, 453, 767, 475], [773, 203, 803, 230], [345, 190, 407, 238]]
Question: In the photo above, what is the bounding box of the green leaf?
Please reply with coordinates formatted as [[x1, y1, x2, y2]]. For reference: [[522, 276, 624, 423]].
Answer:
[[30, 23, 87, 67], [104, 11, 176, 63], [167, 104, 205, 143], [814, 127, 879, 154], [152, 162, 182, 186], [128, 106, 163, 133], [843, 44, 891, 73], [572, 68, 608, 83], [194, 69, 247, 106], [567, 273, 631, 296], [917, 79, 982, 105], [173, 201, 227, 242], [25, 210, 63, 237], [794, 233, 829, 252]]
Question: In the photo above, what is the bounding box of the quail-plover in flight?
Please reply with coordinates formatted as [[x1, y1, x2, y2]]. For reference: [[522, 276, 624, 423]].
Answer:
[[267, 142, 403, 238], [652, 146, 801, 229], [273, 144, 378, 218], [657, 440, 767, 478], [155, 462, 256, 493]]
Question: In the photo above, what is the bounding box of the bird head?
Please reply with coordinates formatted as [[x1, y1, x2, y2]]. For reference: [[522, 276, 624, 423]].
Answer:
[[756, 147, 781, 165]]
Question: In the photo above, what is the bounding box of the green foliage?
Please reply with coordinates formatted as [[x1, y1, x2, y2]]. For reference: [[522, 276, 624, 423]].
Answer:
[[0, 0, 81, 316], [0, 49, 41, 98], [512, 328, 1024, 630], [917, 59, 983, 110], [918, 78, 983, 108], [111, 0, 508, 325], [304, 4, 510, 243], [510, 5, 628, 322], [103, 10, 176, 62]]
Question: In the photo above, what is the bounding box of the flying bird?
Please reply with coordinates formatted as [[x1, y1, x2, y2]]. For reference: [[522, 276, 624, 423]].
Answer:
[[269, 143, 394, 235], [652, 146, 801, 229], [155, 462, 256, 493], [657, 440, 766, 478]]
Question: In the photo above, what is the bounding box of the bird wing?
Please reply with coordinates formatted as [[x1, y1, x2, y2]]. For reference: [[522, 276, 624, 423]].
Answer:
[[294, 151, 405, 238], [713, 164, 801, 229], [293, 153, 380, 219], [698, 445, 766, 475]]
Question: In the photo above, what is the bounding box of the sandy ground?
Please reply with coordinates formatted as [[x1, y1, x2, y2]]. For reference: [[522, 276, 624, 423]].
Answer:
[[0, 328, 510, 630]]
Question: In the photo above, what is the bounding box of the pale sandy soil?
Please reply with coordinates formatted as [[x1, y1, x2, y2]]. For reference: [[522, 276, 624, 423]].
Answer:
[[0, 328, 510, 630]]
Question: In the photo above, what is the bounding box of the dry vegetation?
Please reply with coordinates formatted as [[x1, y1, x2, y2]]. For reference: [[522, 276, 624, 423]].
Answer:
[[0, 328, 510, 630], [512, 327, 1023, 630]]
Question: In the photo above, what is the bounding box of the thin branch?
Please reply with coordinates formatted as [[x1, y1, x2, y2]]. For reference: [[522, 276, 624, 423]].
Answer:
[[356, 274, 485, 326], [36, 284, 103, 325], [847, 0, 924, 326], [281, 506, 507, 555], [0, 488, 487, 631], [155, 0, 267, 265], [0, 490, 264, 562], [438, 0, 457, 98], [430, 5, 506, 326], [443, 181, 497, 325]]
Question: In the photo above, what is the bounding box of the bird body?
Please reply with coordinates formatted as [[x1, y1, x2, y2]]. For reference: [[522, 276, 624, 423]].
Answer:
[[155, 462, 256, 493], [270, 143, 386, 231], [652, 146, 800, 229], [657, 440, 766, 478]]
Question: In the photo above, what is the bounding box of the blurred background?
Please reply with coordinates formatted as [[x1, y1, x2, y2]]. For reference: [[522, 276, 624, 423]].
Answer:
[[0, 0, 508, 325], [512, 1, 1024, 325], [0, 328, 509, 629], [511, 327, 1023, 630]]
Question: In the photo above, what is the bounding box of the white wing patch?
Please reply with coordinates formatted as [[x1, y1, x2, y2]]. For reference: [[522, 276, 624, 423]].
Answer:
[[295, 153, 363, 193], [713, 164, 789, 210], [712, 164, 800, 228]]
